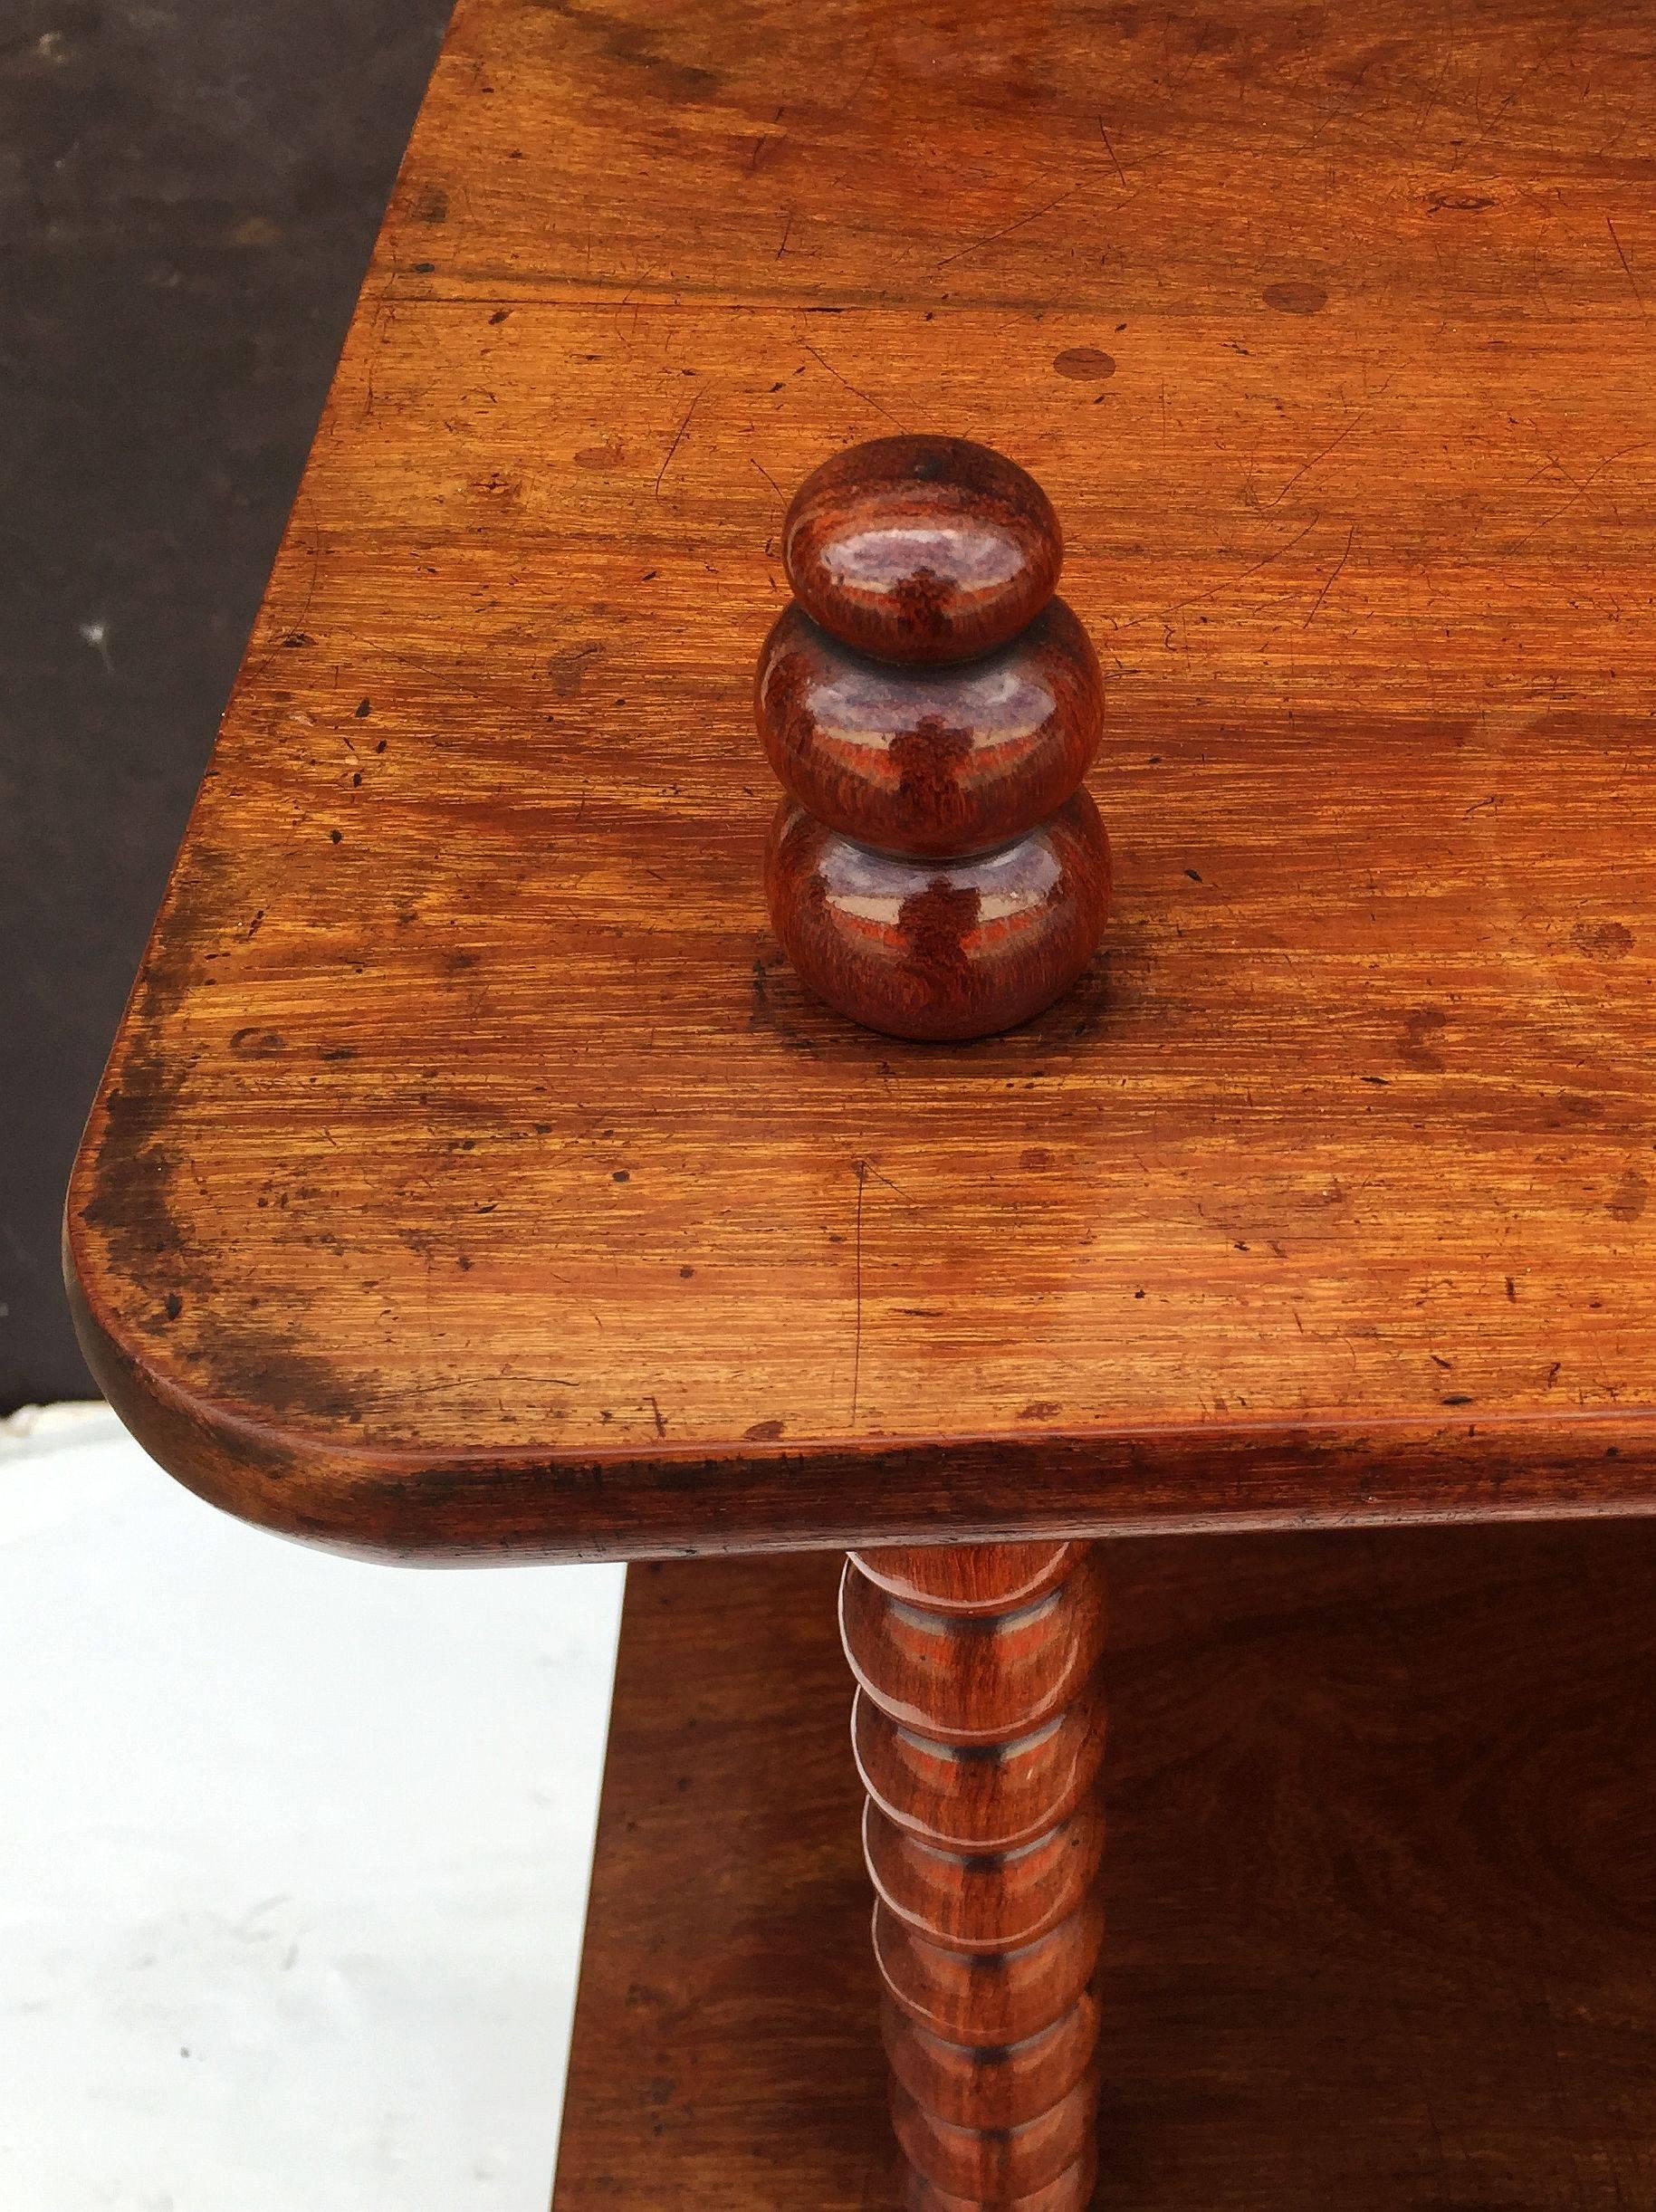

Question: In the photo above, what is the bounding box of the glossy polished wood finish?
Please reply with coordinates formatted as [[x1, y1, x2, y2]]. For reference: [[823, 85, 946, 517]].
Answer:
[[842, 1547, 1106, 1740], [756, 600, 1103, 859], [761, 445, 1110, 1042], [559, 1530, 1656, 2208], [855, 1676, 1106, 1853], [885, 1989, 1102, 2113], [866, 1804, 1104, 1952], [853, 1544, 1088, 1616], [905, 2160, 1097, 2212], [65, 0, 1656, 1559], [843, 1542, 1106, 2208], [782, 436, 1062, 667], [765, 789, 1112, 1042]]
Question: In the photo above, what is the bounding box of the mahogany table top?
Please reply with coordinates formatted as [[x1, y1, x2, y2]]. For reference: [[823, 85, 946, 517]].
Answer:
[[67, 0, 1656, 1559]]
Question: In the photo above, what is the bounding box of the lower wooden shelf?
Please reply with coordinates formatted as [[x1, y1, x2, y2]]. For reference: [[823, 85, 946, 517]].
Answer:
[[552, 1524, 1656, 2210]]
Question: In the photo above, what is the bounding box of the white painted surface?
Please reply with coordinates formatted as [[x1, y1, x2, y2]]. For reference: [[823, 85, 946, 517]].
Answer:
[[0, 1405, 624, 2212]]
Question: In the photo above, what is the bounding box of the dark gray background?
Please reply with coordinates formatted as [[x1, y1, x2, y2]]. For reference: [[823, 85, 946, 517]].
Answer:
[[2, 0, 450, 1408]]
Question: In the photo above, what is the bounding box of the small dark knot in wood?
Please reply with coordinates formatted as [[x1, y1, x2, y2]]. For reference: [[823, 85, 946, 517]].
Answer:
[[757, 436, 1111, 1041]]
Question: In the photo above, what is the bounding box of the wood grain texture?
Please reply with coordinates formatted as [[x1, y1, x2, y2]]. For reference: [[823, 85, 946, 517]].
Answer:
[[553, 1528, 1656, 2208], [65, 0, 1656, 1558], [844, 1543, 1106, 2207]]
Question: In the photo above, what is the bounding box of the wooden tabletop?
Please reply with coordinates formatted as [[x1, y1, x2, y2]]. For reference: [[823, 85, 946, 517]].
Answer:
[[67, 0, 1656, 1561]]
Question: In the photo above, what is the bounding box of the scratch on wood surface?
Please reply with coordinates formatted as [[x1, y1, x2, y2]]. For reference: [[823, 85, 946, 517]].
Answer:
[[1126, 512, 1323, 632], [1268, 410, 1368, 508], [1096, 118, 1128, 187], [934, 183, 1084, 269], [1303, 522, 1356, 627], [861, 1161, 915, 1206], [750, 455, 785, 509], [1448, 37, 1566, 169], [654, 386, 706, 495], [1508, 438, 1651, 550], [1607, 217, 1647, 317], [800, 341, 903, 429], [747, 106, 785, 173], [253, 507, 322, 675], [359, 296, 397, 423]]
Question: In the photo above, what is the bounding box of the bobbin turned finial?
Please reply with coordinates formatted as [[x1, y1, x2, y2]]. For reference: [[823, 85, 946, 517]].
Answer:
[[757, 435, 1111, 1042]]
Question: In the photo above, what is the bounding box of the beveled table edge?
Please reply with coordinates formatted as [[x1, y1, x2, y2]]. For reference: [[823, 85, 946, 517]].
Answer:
[[64, 1211, 1656, 1565]]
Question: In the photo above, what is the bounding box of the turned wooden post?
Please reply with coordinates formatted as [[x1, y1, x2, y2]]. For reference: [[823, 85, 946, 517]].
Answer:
[[751, 439, 1115, 2198], [844, 1543, 1106, 2208], [755, 434, 1111, 1042]]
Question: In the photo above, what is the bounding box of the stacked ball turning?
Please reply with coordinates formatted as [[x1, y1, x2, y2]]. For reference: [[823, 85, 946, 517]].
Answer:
[[758, 435, 1111, 1041]]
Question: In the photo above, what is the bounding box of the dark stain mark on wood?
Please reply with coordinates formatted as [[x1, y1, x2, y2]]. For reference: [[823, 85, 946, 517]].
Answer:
[[1263, 280, 1328, 314], [1573, 919, 1633, 958], [1052, 347, 1116, 380], [1606, 1169, 1648, 1223], [1398, 1005, 1449, 1072]]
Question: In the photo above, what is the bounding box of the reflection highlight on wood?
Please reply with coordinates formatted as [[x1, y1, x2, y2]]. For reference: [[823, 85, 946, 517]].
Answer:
[[843, 1541, 1106, 2207], [755, 598, 1104, 859], [781, 434, 1064, 667], [759, 436, 1112, 1042], [765, 790, 1112, 1042]]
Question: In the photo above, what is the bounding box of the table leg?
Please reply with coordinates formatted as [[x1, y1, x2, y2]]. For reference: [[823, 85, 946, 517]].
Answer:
[[841, 1542, 1106, 2209]]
